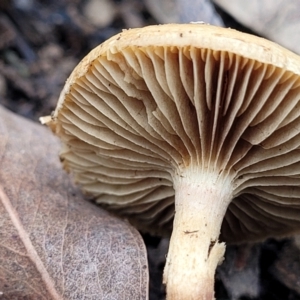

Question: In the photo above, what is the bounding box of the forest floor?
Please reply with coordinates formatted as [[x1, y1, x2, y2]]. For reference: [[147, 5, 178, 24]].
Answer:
[[1, 1, 300, 299]]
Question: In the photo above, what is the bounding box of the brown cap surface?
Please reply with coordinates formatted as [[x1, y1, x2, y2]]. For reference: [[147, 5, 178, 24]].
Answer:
[[45, 23, 300, 243]]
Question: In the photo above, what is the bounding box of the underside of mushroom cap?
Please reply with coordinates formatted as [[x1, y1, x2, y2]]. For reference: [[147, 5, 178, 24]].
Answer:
[[46, 23, 300, 244]]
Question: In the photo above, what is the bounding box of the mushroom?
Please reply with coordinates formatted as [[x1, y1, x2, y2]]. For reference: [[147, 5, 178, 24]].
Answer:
[[41, 24, 300, 299]]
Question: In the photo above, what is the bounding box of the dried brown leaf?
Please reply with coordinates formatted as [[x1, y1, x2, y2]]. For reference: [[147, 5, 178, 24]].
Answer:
[[0, 105, 148, 300]]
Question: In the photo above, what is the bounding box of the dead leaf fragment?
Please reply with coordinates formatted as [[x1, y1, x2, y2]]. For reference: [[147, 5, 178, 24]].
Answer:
[[213, 0, 300, 54], [271, 239, 300, 295], [218, 244, 261, 300], [144, 0, 223, 25], [0, 105, 148, 299]]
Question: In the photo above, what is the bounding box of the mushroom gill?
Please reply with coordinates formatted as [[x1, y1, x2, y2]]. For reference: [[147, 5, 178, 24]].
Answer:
[[43, 24, 300, 300]]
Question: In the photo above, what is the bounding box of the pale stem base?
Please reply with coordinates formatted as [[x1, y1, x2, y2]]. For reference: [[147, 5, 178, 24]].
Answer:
[[163, 169, 233, 300]]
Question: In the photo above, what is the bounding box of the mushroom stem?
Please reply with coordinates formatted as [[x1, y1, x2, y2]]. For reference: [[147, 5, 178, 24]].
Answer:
[[163, 168, 233, 300]]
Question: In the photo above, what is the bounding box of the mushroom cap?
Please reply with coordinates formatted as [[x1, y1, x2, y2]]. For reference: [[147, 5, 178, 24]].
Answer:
[[47, 24, 300, 243]]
